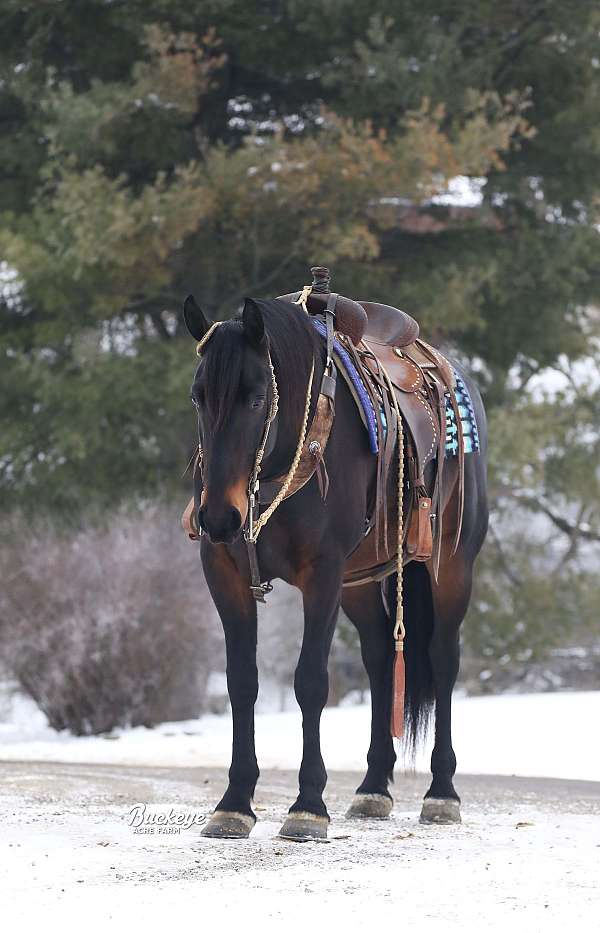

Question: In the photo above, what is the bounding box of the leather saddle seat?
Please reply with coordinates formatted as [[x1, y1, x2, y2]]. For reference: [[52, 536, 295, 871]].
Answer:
[[279, 291, 419, 348], [358, 301, 419, 348]]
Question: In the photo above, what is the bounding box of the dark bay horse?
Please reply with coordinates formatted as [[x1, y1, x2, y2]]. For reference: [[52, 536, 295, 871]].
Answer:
[[183, 294, 488, 839]]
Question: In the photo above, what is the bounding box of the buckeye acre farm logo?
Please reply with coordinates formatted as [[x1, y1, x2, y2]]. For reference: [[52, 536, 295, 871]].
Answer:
[[128, 803, 207, 835]]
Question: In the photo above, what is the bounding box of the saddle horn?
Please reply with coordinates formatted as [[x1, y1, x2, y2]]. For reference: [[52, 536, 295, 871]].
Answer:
[[278, 265, 368, 346]]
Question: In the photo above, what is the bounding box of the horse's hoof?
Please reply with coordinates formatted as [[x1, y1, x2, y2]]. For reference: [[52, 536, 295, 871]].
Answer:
[[345, 793, 393, 820], [419, 798, 461, 824], [201, 810, 256, 839], [278, 811, 329, 841]]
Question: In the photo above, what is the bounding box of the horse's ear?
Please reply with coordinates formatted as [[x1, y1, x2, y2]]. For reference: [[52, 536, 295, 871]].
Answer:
[[183, 294, 210, 341], [242, 298, 265, 349]]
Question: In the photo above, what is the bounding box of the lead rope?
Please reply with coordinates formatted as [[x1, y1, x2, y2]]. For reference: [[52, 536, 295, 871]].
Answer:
[[378, 361, 405, 739]]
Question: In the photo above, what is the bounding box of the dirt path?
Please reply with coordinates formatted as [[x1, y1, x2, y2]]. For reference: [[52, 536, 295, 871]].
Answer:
[[3, 760, 599, 929]]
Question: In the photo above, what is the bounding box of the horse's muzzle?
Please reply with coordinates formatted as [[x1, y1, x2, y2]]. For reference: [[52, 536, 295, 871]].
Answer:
[[198, 505, 243, 544]]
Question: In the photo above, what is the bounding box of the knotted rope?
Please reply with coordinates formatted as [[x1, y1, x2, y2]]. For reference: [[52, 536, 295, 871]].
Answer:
[[246, 359, 315, 541], [378, 361, 405, 738]]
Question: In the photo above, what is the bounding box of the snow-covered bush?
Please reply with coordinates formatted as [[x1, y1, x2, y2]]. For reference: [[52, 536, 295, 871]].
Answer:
[[0, 507, 221, 734]]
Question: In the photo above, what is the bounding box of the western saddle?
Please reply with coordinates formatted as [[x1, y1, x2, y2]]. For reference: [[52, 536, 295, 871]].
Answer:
[[279, 267, 463, 584]]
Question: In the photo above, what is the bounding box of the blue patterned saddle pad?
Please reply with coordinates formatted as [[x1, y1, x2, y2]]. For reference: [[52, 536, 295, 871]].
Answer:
[[444, 374, 480, 455], [312, 318, 379, 454], [312, 318, 478, 458]]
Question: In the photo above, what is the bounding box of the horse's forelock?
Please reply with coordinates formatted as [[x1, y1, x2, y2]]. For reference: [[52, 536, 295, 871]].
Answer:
[[202, 321, 245, 430], [259, 299, 322, 427], [201, 299, 322, 433]]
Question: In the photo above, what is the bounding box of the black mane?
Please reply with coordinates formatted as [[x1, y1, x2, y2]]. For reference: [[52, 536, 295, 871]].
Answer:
[[202, 298, 323, 430]]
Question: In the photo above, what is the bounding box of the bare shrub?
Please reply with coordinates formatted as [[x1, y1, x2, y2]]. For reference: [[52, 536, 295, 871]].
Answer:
[[0, 506, 221, 734]]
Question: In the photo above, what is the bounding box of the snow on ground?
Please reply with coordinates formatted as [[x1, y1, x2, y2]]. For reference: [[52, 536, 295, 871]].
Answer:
[[2, 692, 599, 927], [2, 761, 599, 930], [1, 690, 599, 781]]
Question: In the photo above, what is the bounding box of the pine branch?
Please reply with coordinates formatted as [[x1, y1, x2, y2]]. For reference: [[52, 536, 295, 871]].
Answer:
[[513, 494, 600, 542], [492, 6, 549, 83], [555, 502, 586, 571], [488, 523, 523, 587]]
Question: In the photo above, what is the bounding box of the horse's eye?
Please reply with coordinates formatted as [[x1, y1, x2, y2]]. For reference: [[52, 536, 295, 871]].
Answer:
[[250, 397, 265, 410]]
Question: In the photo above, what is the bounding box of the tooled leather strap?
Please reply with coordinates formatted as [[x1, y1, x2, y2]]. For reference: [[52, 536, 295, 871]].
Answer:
[[246, 537, 272, 603], [258, 367, 336, 505]]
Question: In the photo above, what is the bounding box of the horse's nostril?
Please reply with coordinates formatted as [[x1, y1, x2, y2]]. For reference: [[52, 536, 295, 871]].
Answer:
[[198, 505, 241, 543]]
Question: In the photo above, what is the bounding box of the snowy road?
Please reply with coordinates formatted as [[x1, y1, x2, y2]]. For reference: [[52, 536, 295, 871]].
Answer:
[[3, 760, 599, 930]]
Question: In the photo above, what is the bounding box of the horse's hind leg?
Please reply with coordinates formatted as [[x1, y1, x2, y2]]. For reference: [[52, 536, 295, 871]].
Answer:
[[421, 551, 473, 824], [341, 581, 396, 819]]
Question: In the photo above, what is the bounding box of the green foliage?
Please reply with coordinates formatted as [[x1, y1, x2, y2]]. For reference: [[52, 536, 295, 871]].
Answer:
[[465, 340, 600, 675]]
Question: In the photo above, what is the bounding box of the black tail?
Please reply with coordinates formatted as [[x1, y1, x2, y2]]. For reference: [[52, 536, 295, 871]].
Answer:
[[386, 563, 434, 754]]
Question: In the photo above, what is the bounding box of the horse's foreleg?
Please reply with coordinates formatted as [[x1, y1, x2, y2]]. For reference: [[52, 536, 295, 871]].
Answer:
[[278, 562, 342, 841], [200, 542, 259, 839], [341, 581, 396, 819], [421, 550, 472, 824]]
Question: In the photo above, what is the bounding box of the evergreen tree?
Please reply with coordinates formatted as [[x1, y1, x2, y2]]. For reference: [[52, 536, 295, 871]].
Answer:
[[1, 3, 598, 580]]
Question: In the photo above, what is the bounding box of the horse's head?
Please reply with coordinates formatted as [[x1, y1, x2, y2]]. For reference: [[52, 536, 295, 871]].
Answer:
[[183, 294, 275, 544]]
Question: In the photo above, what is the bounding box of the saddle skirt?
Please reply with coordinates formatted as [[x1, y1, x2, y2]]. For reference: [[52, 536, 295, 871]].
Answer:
[[341, 338, 460, 480], [333, 329, 465, 586]]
